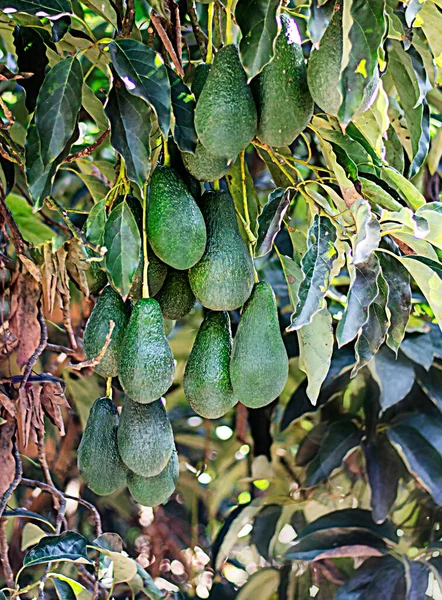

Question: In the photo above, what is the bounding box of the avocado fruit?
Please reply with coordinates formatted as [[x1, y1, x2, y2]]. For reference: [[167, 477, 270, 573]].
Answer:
[[118, 298, 175, 404], [127, 450, 179, 507], [230, 282, 288, 408], [194, 45, 257, 160], [78, 397, 127, 495], [154, 269, 195, 320], [184, 311, 237, 419], [83, 285, 131, 378], [118, 397, 174, 477], [192, 63, 211, 101], [254, 14, 313, 147], [189, 190, 254, 310], [147, 166, 207, 270], [130, 243, 168, 301], [182, 143, 231, 182]]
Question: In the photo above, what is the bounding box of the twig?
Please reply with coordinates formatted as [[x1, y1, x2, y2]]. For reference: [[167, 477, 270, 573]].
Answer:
[[64, 494, 102, 537], [46, 343, 77, 357], [65, 129, 110, 163], [0, 182, 26, 254], [19, 305, 48, 391], [37, 429, 59, 512], [68, 320, 115, 370], [214, 1, 223, 48], [121, 0, 135, 37], [61, 298, 78, 351], [150, 11, 184, 77], [21, 478, 66, 533], [0, 97, 14, 130], [172, 0, 183, 67], [0, 439, 23, 518], [0, 518, 14, 589], [186, 0, 207, 60], [235, 403, 248, 444]]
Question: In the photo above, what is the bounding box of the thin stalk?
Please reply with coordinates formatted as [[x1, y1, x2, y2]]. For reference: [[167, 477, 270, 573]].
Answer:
[[163, 136, 171, 167], [225, 0, 233, 45], [206, 3, 215, 64], [142, 182, 150, 299], [106, 377, 112, 398]]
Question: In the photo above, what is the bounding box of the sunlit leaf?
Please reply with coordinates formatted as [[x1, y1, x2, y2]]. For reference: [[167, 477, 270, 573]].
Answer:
[[167, 67, 197, 153]]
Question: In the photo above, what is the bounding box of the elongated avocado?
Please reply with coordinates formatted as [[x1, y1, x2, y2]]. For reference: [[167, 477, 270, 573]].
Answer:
[[184, 311, 237, 419], [182, 143, 231, 182], [83, 286, 130, 378], [118, 298, 175, 404], [154, 269, 195, 320], [189, 190, 254, 310], [230, 282, 288, 408], [130, 243, 168, 301], [192, 63, 211, 101], [118, 397, 174, 477], [127, 450, 179, 507], [77, 397, 127, 496]]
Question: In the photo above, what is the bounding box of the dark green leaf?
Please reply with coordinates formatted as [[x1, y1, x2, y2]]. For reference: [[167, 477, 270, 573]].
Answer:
[[81, 0, 117, 26], [92, 533, 123, 552], [417, 366, 442, 412], [251, 505, 282, 561], [296, 423, 328, 467], [225, 155, 260, 241], [84, 199, 107, 246], [0, 0, 71, 15], [368, 346, 415, 410], [361, 177, 402, 212], [3, 508, 55, 531], [256, 188, 290, 257], [51, 15, 70, 42], [256, 146, 298, 188], [308, 0, 335, 45], [129, 563, 163, 600], [380, 252, 411, 354], [336, 556, 405, 600], [167, 67, 197, 153], [277, 252, 303, 314], [285, 529, 388, 561], [400, 333, 436, 371], [82, 83, 109, 134], [384, 124, 405, 173], [23, 532, 93, 567], [0, 155, 15, 197], [52, 578, 76, 600]]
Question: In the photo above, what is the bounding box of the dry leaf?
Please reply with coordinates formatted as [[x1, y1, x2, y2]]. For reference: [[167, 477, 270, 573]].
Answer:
[[0, 391, 17, 418], [9, 272, 42, 369], [0, 417, 16, 496], [41, 382, 70, 436]]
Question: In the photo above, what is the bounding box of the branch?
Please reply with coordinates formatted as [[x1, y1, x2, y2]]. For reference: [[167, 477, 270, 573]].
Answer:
[[121, 0, 135, 37], [20, 305, 48, 390], [150, 11, 184, 78], [68, 320, 115, 370], [0, 439, 23, 518], [0, 182, 26, 254], [0, 97, 14, 130], [0, 518, 14, 589], [186, 0, 207, 60], [21, 478, 66, 533], [46, 343, 78, 357], [65, 129, 110, 163]]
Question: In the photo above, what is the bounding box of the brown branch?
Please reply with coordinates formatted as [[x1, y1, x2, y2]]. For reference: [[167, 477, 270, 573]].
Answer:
[[235, 403, 248, 444], [0, 97, 14, 130], [21, 478, 67, 533], [68, 320, 115, 370], [0, 182, 26, 254], [186, 0, 207, 60], [37, 429, 59, 515], [64, 494, 102, 537], [150, 11, 185, 78], [0, 439, 23, 518], [172, 0, 183, 68], [0, 518, 14, 589], [20, 305, 48, 391], [121, 0, 135, 37], [65, 129, 110, 163], [46, 343, 78, 357]]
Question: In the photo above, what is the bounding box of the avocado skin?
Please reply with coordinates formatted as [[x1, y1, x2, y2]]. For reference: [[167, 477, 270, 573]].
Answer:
[[130, 243, 168, 300], [182, 143, 231, 182], [118, 298, 175, 404], [184, 311, 237, 419], [192, 63, 211, 101], [127, 450, 179, 507], [118, 397, 174, 477], [147, 166, 207, 270], [254, 15, 313, 147], [83, 286, 131, 378], [189, 190, 254, 310], [154, 269, 195, 320], [195, 45, 257, 160], [78, 397, 127, 496], [230, 282, 288, 408]]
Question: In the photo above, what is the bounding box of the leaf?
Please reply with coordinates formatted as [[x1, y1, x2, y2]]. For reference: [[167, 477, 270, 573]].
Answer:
[[308, 0, 335, 46], [236, 568, 280, 600], [235, 0, 281, 79], [23, 532, 93, 567], [417, 366, 442, 412], [103, 200, 141, 299], [9, 271, 42, 369], [52, 579, 76, 600], [0, 0, 71, 15], [109, 39, 171, 137], [256, 188, 290, 257], [351, 198, 381, 264], [128, 563, 163, 600], [93, 533, 123, 552], [381, 167, 426, 211], [380, 251, 411, 354], [278, 252, 303, 313], [84, 199, 107, 246], [0, 417, 15, 497], [400, 255, 442, 331], [21, 523, 48, 551], [3, 508, 56, 530], [5, 193, 54, 245], [82, 83, 109, 134], [336, 556, 405, 600], [48, 574, 90, 600], [416, 203, 442, 250], [80, 0, 117, 26], [285, 529, 388, 561], [225, 155, 260, 241], [60, 167, 108, 204], [367, 346, 415, 410], [93, 548, 137, 585], [167, 67, 197, 153], [256, 145, 298, 187], [428, 122, 442, 176], [105, 77, 151, 189], [400, 333, 436, 371], [251, 505, 282, 561]]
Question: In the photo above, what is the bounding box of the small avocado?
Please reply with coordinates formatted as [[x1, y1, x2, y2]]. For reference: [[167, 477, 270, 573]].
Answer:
[[230, 282, 288, 408], [118, 298, 175, 404], [182, 143, 231, 182], [130, 243, 168, 301], [127, 450, 179, 507], [184, 311, 237, 419], [154, 269, 195, 320], [77, 397, 127, 496], [118, 397, 174, 477], [189, 190, 254, 310], [195, 45, 257, 160], [254, 14, 313, 147], [83, 286, 131, 378], [147, 166, 207, 270]]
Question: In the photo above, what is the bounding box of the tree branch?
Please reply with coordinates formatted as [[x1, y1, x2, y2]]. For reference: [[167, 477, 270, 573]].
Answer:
[[65, 129, 110, 163], [0, 182, 26, 254], [20, 305, 48, 390], [121, 0, 135, 37], [186, 0, 207, 60], [150, 11, 184, 77], [0, 439, 23, 518], [68, 321, 115, 370]]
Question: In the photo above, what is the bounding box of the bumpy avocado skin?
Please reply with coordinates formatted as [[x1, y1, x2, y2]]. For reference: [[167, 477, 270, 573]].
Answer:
[[117, 397, 174, 477], [77, 397, 127, 496], [182, 143, 231, 182], [127, 450, 179, 507], [254, 14, 313, 147], [192, 63, 211, 101], [130, 243, 168, 300], [83, 286, 131, 378], [147, 166, 207, 270], [189, 190, 254, 310], [194, 45, 257, 160], [184, 311, 237, 419], [118, 298, 175, 404], [230, 282, 288, 408], [154, 269, 195, 320]]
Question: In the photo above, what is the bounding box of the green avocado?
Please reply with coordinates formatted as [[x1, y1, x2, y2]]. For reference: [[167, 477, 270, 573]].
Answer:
[[83, 286, 131, 378], [117, 397, 174, 477], [118, 298, 175, 404], [147, 166, 207, 270], [127, 450, 179, 507], [192, 63, 211, 101], [130, 243, 168, 301], [184, 311, 237, 419], [77, 397, 127, 496], [254, 14, 313, 147], [194, 45, 257, 160], [230, 282, 288, 408], [154, 269, 195, 320], [182, 143, 231, 182], [189, 190, 254, 310]]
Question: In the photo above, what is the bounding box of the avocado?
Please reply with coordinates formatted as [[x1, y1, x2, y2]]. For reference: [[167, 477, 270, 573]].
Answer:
[[83, 286, 131, 378], [77, 397, 127, 496], [130, 243, 168, 301], [118, 396, 174, 477], [254, 14, 313, 147], [192, 63, 211, 101], [184, 311, 237, 419], [189, 190, 254, 310], [127, 450, 179, 507], [194, 45, 257, 160], [154, 269, 195, 320], [147, 166, 207, 270], [182, 143, 231, 182], [118, 298, 175, 404], [230, 282, 288, 408]]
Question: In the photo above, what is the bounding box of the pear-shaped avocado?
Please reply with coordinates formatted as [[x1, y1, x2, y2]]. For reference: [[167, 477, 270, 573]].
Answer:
[[192, 63, 211, 101], [118, 397, 174, 477], [230, 282, 288, 408], [147, 166, 207, 270], [182, 143, 231, 182], [118, 298, 175, 404], [154, 269, 195, 320], [184, 311, 237, 419], [254, 15, 313, 147], [83, 286, 131, 378], [130, 243, 168, 301], [194, 45, 257, 160], [127, 450, 179, 507], [78, 397, 127, 495], [189, 190, 254, 310]]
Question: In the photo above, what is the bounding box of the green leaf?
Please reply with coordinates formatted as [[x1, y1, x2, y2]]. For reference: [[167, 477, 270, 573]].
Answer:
[[367, 345, 415, 410], [92, 548, 137, 585], [336, 556, 410, 600], [236, 568, 280, 600], [400, 332, 435, 371], [417, 366, 442, 412], [399, 255, 442, 330], [225, 155, 260, 241], [23, 532, 93, 567], [52, 578, 76, 600], [104, 200, 141, 299], [255, 146, 298, 187], [21, 523, 48, 551], [167, 67, 197, 153], [105, 78, 151, 189], [128, 563, 163, 600], [308, 0, 335, 45], [5, 193, 55, 245], [80, 0, 117, 26], [82, 83, 109, 134], [380, 251, 411, 354], [235, 0, 281, 79], [48, 574, 90, 600], [428, 126, 442, 176], [278, 252, 303, 313], [3, 507, 55, 530], [109, 39, 171, 137], [60, 166, 109, 204], [84, 198, 107, 246], [360, 177, 403, 211], [351, 198, 381, 264], [251, 505, 282, 561], [0, 0, 71, 16], [416, 203, 442, 250], [255, 188, 290, 257]]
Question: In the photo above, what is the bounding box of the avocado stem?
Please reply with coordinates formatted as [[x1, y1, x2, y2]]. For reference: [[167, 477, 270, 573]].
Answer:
[[206, 3, 214, 64], [214, 2, 223, 48], [225, 0, 233, 45], [106, 377, 112, 398], [213, 179, 220, 190], [142, 182, 150, 299], [163, 136, 171, 167]]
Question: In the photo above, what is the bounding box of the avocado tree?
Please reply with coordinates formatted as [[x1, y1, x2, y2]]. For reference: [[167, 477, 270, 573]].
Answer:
[[0, 0, 442, 598]]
